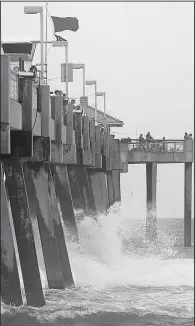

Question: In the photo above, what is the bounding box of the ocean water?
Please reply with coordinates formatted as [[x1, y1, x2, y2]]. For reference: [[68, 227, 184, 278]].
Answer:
[[1, 204, 194, 326]]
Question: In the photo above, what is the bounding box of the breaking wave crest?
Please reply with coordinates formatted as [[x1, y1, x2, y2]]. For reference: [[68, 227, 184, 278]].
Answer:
[[1, 204, 194, 325]]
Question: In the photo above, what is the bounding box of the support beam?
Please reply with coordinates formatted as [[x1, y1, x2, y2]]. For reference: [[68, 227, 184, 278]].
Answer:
[[67, 164, 84, 211], [146, 163, 157, 241], [112, 170, 121, 202], [50, 164, 78, 242], [107, 171, 115, 207], [4, 159, 45, 307], [74, 166, 94, 214], [1, 163, 23, 306], [184, 163, 192, 247], [98, 172, 109, 211], [87, 169, 102, 213], [47, 164, 74, 285], [23, 162, 65, 289]]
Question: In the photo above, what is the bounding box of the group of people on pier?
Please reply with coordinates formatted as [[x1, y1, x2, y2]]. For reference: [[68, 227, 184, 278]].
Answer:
[[124, 131, 193, 152], [138, 132, 154, 143], [121, 133, 167, 151], [137, 132, 166, 150]]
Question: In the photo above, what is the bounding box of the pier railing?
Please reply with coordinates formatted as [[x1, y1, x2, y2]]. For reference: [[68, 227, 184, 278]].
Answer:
[[127, 139, 185, 152], [125, 138, 193, 164]]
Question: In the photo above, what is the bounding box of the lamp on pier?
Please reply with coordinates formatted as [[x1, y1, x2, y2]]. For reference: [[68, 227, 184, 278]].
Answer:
[[24, 6, 44, 84], [61, 63, 85, 97], [96, 91, 107, 127], [86, 80, 97, 125]]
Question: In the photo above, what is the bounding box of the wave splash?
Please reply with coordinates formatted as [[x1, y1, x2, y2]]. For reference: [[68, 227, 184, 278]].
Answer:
[[1, 204, 194, 324], [63, 204, 194, 290]]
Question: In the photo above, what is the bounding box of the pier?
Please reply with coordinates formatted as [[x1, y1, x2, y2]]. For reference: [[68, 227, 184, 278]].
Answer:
[[121, 138, 193, 244], [0, 37, 193, 308]]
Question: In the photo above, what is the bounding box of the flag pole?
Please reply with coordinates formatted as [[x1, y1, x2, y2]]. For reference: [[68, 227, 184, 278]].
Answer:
[[65, 43, 68, 98], [45, 2, 48, 84]]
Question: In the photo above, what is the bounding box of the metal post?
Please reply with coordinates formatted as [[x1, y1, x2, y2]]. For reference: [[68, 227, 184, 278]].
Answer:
[[83, 66, 85, 97], [95, 82, 97, 125], [104, 93, 106, 117], [40, 8, 44, 84], [65, 44, 68, 98], [45, 2, 48, 84], [103, 93, 106, 128]]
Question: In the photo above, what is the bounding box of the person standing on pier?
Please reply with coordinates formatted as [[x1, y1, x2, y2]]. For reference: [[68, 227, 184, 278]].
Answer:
[[139, 134, 145, 142], [184, 132, 190, 139], [146, 132, 153, 149], [162, 137, 166, 151], [139, 134, 145, 150]]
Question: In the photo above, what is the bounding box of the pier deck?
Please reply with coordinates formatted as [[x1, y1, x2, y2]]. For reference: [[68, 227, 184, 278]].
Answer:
[[126, 139, 193, 164]]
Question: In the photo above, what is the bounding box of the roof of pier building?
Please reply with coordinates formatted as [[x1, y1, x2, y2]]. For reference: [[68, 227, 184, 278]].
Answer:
[[75, 104, 124, 127]]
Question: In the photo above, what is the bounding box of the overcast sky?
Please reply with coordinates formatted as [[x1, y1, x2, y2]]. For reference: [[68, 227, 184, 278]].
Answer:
[[1, 2, 194, 219]]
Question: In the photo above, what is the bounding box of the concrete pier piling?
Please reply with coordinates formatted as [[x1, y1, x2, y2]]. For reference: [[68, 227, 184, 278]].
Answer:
[[74, 166, 94, 214], [1, 163, 23, 306], [98, 172, 109, 211], [87, 169, 103, 213], [112, 170, 121, 202], [4, 159, 45, 306], [23, 162, 65, 289], [67, 164, 84, 212], [184, 163, 192, 247], [146, 163, 157, 241], [47, 164, 74, 285], [107, 171, 115, 207], [50, 164, 78, 241]]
